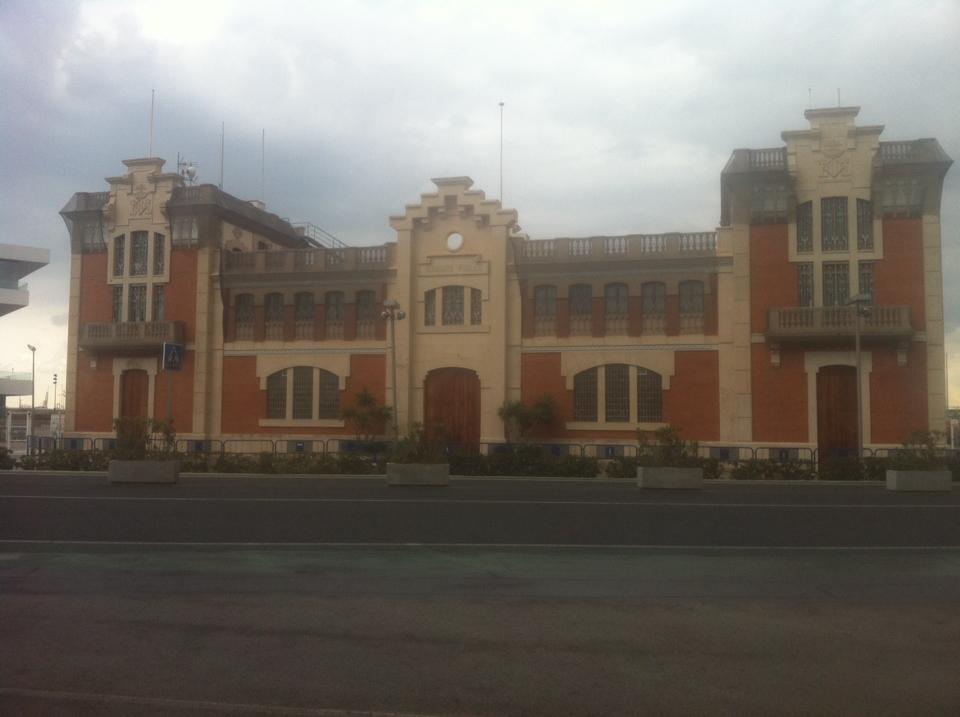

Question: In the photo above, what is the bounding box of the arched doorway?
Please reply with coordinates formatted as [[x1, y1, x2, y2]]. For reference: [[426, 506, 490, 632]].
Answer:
[[120, 369, 149, 420], [816, 365, 858, 460], [423, 367, 480, 452]]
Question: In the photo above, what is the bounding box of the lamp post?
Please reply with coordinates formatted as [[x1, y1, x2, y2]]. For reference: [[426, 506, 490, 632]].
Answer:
[[845, 294, 872, 459], [27, 345, 36, 410], [381, 300, 405, 440]]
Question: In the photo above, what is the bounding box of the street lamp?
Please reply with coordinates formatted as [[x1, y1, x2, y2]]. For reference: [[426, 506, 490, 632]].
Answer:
[[381, 300, 405, 440], [845, 294, 872, 459], [26, 344, 36, 411]]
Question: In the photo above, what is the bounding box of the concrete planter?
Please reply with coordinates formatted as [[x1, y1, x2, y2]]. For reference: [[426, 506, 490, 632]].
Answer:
[[108, 459, 180, 484], [386, 462, 450, 486], [637, 466, 703, 490], [885, 469, 952, 492]]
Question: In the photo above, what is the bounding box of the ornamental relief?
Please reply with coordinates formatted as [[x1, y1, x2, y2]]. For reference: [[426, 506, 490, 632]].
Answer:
[[130, 183, 153, 218], [818, 136, 850, 178]]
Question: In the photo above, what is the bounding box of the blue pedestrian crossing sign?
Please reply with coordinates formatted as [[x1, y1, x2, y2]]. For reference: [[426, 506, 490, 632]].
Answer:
[[162, 342, 184, 371]]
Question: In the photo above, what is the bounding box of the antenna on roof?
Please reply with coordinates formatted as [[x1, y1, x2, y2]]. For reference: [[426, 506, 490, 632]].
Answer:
[[808, 87, 812, 108], [219, 122, 225, 190], [261, 129, 266, 203], [837, 88, 841, 106], [148, 89, 155, 157], [498, 102, 504, 205]]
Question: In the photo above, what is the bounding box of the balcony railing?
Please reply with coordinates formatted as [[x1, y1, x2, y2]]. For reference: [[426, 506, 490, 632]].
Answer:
[[520, 232, 717, 263], [767, 306, 912, 340], [748, 148, 787, 170], [80, 321, 185, 350], [222, 246, 393, 279]]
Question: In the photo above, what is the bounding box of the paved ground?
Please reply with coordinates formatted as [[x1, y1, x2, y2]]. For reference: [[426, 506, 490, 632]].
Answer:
[[2, 474, 959, 715]]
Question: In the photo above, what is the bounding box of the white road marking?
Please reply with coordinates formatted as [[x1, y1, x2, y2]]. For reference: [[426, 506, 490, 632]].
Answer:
[[0, 686, 446, 716], [0, 494, 956, 508], [1, 540, 959, 550]]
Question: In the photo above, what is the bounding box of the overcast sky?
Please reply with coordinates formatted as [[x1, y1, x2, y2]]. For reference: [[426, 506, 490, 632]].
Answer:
[[1, 0, 958, 411]]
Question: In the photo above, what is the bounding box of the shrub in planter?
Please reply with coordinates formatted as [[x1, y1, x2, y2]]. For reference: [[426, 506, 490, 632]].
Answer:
[[636, 426, 703, 489], [386, 423, 448, 485], [885, 431, 952, 492], [0, 447, 14, 470], [109, 417, 179, 483]]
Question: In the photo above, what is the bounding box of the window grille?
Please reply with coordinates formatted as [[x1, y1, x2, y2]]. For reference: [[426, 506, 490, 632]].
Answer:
[[356, 290, 377, 338], [471, 288, 482, 325], [235, 293, 254, 339], [112, 286, 123, 322], [153, 233, 165, 275], [569, 284, 592, 335], [858, 262, 874, 303], [442, 286, 464, 325], [128, 285, 147, 322], [173, 217, 198, 244], [82, 220, 108, 253], [821, 197, 848, 251], [318, 370, 340, 419], [325, 292, 344, 321], [857, 199, 873, 250], [797, 202, 813, 252], [822, 262, 849, 307], [294, 293, 314, 339], [152, 285, 165, 321], [266, 370, 286, 418], [604, 284, 628, 335], [533, 285, 556, 335], [264, 293, 284, 340], [750, 183, 789, 220], [424, 289, 436, 326], [292, 367, 313, 419], [113, 236, 125, 276], [642, 282, 666, 334], [604, 364, 630, 422], [797, 264, 814, 307], [131, 231, 149, 276], [679, 280, 704, 333], [295, 293, 314, 320], [573, 368, 598, 422], [637, 369, 663, 422], [325, 292, 344, 338]]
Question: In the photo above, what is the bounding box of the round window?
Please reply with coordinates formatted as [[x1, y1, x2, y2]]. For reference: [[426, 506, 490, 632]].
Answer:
[[446, 232, 464, 252]]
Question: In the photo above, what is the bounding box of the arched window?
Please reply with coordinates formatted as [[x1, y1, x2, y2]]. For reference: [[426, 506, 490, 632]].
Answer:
[[604, 283, 628, 335], [294, 292, 314, 339], [571, 365, 664, 425], [642, 282, 666, 334], [264, 367, 341, 421], [569, 284, 592, 335], [264, 292, 284, 340], [533, 285, 557, 336], [679, 280, 704, 334], [325, 291, 344, 338], [266, 370, 286, 418], [356, 290, 377, 339]]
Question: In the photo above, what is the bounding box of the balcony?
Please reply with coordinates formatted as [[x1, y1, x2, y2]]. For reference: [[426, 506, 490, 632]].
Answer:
[[80, 321, 185, 351], [766, 306, 912, 341]]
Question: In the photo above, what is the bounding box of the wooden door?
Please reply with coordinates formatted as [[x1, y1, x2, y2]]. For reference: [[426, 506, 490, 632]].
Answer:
[[423, 368, 480, 452], [120, 369, 149, 420], [816, 365, 858, 460]]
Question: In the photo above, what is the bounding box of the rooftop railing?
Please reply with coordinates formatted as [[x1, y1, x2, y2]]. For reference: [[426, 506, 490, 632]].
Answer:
[[520, 232, 717, 262], [222, 246, 393, 276], [748, 148, 787, 170]]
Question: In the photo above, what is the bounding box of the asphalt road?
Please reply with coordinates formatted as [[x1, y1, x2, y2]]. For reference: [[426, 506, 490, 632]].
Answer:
[[2, 474, 959, 716], [1, 473, 958, 547]]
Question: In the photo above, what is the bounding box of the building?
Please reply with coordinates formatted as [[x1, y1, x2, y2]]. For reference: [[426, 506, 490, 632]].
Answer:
[[0, 243, 50, 444], [60, 107, 952, 456]]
